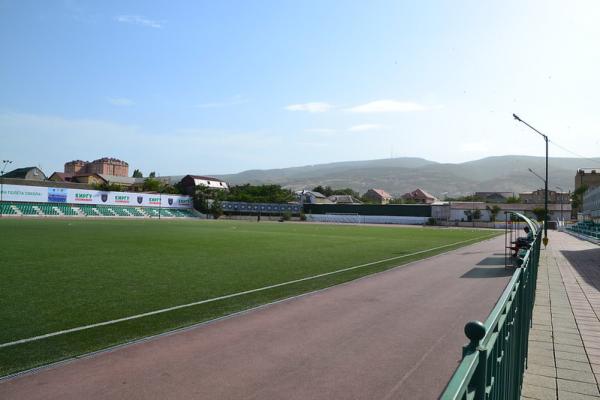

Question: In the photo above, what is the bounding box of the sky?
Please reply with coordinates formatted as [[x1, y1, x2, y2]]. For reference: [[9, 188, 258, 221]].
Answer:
[[1, 0, 600, 176]]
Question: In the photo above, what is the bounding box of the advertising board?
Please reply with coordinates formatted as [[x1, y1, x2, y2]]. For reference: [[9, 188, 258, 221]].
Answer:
[[0, 184, 193, 208]]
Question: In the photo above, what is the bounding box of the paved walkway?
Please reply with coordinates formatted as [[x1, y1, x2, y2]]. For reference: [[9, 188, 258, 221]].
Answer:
[[522, 231, 600, 400], [1, 235, 510, 400]]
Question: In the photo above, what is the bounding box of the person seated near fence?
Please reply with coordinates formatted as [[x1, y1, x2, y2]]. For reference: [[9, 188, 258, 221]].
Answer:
[[511, 226, 533, 258]]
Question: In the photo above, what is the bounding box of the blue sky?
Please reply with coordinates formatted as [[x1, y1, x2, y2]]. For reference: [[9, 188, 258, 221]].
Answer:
[[1, 0, 600, 175]]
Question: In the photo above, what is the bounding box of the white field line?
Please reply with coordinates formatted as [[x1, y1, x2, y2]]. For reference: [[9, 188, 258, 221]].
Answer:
[[0, 233, 497, 349]]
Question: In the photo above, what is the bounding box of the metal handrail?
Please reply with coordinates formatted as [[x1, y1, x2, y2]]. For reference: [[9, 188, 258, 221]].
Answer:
[[440, 215, 541, 400]]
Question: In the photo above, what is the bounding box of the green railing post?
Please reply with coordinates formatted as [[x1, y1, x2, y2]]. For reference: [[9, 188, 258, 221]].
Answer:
[[463, 321, 487, 399]]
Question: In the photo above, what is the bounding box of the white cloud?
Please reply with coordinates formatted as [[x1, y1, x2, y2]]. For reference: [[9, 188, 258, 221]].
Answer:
[[347, 100, 427, 113], [285, 102, 333, 113], [348, 124, 384, 132], [107, 97, 134, 107], [114, 15, 163, 29]]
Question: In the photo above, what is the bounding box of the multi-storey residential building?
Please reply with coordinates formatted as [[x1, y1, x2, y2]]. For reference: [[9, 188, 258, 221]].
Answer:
[[64, 158, 129, 177]]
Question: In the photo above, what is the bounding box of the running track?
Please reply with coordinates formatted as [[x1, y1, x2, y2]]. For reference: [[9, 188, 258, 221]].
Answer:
[[0, 235, 511, 399]]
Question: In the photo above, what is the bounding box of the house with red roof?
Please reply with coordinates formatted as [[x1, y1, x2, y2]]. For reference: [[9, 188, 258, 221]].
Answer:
[[401, 188, 437, 204], [363, 188, 393, 205]]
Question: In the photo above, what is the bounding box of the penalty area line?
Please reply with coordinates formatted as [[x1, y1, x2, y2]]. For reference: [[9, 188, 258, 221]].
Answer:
[[0, 233, 497, 349]]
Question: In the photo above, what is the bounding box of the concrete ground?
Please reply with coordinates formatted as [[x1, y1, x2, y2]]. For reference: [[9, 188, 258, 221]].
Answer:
[[0, 236, 511, 400], [522, 231, 600, 400]]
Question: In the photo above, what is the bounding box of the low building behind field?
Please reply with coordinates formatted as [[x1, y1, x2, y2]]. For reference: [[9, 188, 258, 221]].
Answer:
[[363, 188, 393, 205], [475, 192, 513, 203], [576, 168, 600, 191], [519, 189, 570, 204], [401, 188, 437, 204], [2, 167, 47, 181], [180, 175, 229, 194]]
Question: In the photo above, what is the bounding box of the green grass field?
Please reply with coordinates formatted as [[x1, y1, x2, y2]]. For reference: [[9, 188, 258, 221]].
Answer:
[[0, 218, 499, 377]]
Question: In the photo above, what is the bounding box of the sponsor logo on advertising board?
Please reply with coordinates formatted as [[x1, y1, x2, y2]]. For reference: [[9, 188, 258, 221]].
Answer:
[[137, 196, 143, 204], [178, 198, 192, 205], [101, 193, 108, 203], [168, 198, 173, 205], [75, 193, 93, 202], [114, 195, 130, 204], [149, 197, 161, 205], [48, 188, 67, 203], [1, 185, 44, 200]]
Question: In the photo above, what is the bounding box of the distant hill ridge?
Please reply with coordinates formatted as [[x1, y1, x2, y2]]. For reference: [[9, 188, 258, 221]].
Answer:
[[215, 155, 600, 198]]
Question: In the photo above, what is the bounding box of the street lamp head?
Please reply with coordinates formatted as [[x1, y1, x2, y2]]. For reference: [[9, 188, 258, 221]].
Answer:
[[513, 113, 521, 121]]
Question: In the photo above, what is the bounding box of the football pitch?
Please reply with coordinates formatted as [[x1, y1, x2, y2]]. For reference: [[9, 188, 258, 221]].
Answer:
[[0, 218, 499, 377]]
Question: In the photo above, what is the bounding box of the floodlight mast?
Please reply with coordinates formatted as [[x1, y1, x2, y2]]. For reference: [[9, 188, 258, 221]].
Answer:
[[513, 114, 549, 246]]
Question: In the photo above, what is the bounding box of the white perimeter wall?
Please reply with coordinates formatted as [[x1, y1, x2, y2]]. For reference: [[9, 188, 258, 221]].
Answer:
[[307, 214, 428, 225]]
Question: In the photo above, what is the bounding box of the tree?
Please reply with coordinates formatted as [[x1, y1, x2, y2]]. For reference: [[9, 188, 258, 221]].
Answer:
[[487, 205, 501, 222], [312, 185, 333, 197], [506, 196, 521, 204], [210, 199, 224, 219], [571, 185, 588, 213], [149, 171, 156, 178], [132, 169, 143, 178], [142, 178, 161, 192], [455, 194, 483, 202], [532, 207, 548, 222], [473, 208, 482, 221], [192, 185, 225, 213], [463, 210, 473, 222], [226, 184, 293, 203]]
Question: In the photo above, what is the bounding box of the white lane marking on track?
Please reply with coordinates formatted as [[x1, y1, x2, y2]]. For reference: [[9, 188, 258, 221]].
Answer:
[[0, 233, 497, 348]]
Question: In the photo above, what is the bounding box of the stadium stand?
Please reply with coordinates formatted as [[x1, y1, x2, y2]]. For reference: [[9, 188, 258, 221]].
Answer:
[[567, 221, 600, 239], [0, 203, 16, 215], [14, 203, 39, 215], [79, 205, 100, 217], [0, 202, 197, 219], [55, 204, 78, 216]]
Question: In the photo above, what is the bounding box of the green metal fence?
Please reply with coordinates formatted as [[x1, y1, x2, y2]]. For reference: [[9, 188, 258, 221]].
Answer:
[[440, 213, 542, 400]]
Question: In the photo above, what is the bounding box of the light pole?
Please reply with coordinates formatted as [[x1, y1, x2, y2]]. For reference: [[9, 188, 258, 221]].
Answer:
[[528, 168, 546, 184], [514, 114, 549, 247], [1, 160, 14, 218], [556, 186, 564, 225]]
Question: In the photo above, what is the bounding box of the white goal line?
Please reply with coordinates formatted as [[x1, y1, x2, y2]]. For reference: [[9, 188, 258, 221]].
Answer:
[[0, 233, 497, 349]]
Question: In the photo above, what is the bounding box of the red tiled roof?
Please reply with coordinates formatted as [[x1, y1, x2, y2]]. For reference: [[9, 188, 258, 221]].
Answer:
[[403, 188, 436, 200], [370, 188, 392, 199]]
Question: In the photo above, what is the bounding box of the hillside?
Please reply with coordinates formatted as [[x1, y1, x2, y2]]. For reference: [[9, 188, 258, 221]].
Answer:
[[216, 155, 599, 198]]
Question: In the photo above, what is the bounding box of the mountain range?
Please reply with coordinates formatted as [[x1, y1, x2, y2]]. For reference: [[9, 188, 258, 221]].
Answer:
[[216, 155, 600, 198]]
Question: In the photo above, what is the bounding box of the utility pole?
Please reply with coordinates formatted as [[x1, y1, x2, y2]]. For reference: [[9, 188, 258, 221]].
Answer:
[[514, 114, 549, 247]]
